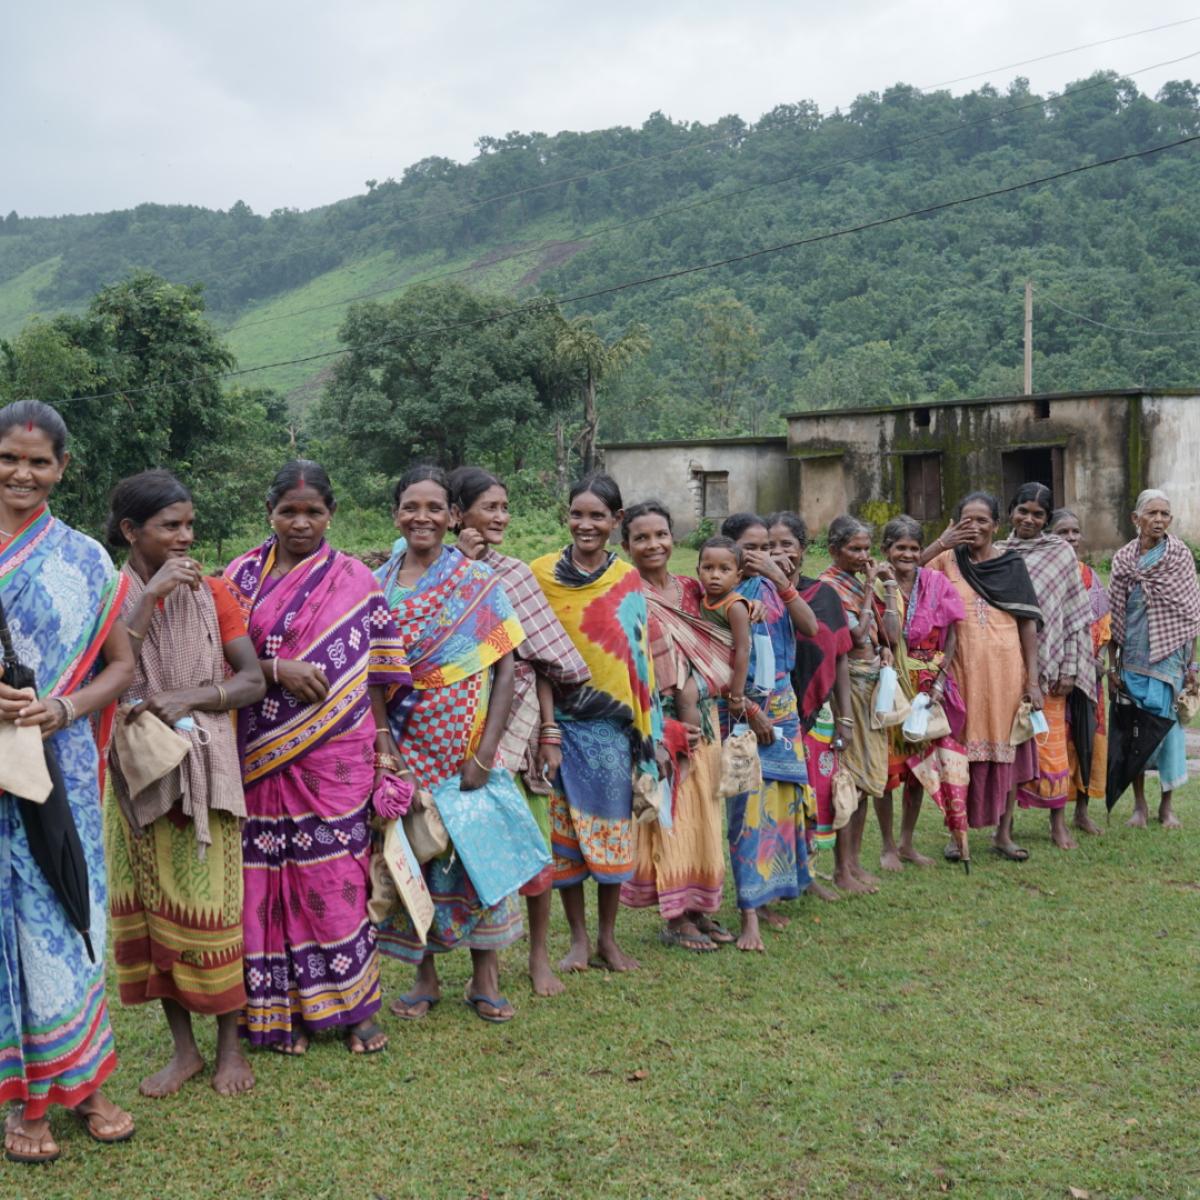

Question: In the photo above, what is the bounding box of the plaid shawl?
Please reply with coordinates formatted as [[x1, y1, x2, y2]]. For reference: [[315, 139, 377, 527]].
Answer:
[[645, 574, 734, 697], [1110, 534, 1200, 663], [111, 567, 246, 851], [1001, 532, 1096, 692], [482, 547, 589, 774]]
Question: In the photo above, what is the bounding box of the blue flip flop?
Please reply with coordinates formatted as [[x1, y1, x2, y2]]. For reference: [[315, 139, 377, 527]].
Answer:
[[391, 992, 440, 1021], [463, 993, 515, 1023]]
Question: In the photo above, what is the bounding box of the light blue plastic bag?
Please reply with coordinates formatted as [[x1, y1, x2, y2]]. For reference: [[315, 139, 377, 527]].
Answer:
[[431, 768, 552, 907]]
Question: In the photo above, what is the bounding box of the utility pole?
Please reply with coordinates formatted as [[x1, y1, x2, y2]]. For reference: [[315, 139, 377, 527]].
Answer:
[[1023, 279, 1033, 395]]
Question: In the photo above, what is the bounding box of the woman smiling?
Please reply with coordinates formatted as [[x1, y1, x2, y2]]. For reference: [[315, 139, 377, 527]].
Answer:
[[0, 401, 136, 1164], [531, 474, 658, 972], [376, 466, 528, 1022], [448, 466, 589, 998]]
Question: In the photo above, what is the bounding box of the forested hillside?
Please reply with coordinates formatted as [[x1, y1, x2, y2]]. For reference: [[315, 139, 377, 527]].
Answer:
[[2, 70, 1199, 449]]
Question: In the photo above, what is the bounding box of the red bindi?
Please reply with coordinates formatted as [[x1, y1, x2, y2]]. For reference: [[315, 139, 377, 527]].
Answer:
[[25, 420, 33, 431]]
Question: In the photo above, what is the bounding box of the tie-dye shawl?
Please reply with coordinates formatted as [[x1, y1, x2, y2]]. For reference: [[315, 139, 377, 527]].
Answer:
[[225, 538, 410, 785], [376, 545, 525, 790], [530, 550, 659, 773]]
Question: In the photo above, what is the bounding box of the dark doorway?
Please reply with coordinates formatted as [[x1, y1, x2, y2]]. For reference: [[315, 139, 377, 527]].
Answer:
[[1000, 446, 1063, 510]]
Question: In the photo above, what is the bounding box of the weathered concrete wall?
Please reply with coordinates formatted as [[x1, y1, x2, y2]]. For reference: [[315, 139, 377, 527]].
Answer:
[[788, 393, 1133, 550], [601, 439, 789, 536], [1143, 394, 1200, 545]]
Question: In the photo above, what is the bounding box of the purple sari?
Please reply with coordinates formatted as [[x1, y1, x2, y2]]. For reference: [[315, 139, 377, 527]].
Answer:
[[226, 538, 409, 1047]]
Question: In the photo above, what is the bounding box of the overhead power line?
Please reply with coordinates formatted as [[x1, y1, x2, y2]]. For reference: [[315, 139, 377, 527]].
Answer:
[[920, 16, 1200, 89], [1039, 293, 1200, 336], [39, 133, 1200, 410], [228, 48, 1199, 335], [119, 19, 1200, 328]]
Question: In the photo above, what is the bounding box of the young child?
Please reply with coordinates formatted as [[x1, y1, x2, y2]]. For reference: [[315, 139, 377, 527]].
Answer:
[[673, 535, 752, 728]]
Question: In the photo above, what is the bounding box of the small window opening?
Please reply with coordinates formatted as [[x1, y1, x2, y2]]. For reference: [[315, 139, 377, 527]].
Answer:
[[1033, 398, 1051, 419], [913, 407, 931, 428]]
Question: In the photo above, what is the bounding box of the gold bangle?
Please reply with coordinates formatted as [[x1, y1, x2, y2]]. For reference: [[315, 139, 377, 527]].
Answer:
[[471, 752, 492, 772], [214, 684, 228, 709]]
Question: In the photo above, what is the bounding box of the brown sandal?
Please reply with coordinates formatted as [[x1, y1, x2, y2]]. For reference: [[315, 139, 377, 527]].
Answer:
[[72, 1099, 135, 1145], [4, 1114, 61, 1165]]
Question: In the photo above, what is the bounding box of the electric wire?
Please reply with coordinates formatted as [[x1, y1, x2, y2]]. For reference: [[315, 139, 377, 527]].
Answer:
[[37, 133, 1200, 409], [228, 48, 1199, 334]]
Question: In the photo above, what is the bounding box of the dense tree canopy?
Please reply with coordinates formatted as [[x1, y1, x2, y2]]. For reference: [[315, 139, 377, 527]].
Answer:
[[0, 272, 287, 551], [1, 70, 1199, 466]]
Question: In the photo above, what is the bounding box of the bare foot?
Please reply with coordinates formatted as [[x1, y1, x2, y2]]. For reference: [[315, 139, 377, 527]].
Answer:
[[1074, 812, 1104, 836], [558, 936, 592, 973], [346, 1019, 388, 1053], [899, 846, 935, 867], [1126, 807, 1149, 829], [851, 863, 881, 889], [736, 909, 765, 952], [833, 868, 875, 895], [271, 1030, 310, 1055], [139, 1047, 204, 1097], [529, 954, 566, 997], [212, 1048, 256, 1096], [879, 847, 903, 872], [1050, 828, 1078, 850], [805, 879, 841, 902], [4, 1108, 60, 1164], [1160, 807, 1182, 829], [594, 935, 640, 971], [759, 905, 790, 931]]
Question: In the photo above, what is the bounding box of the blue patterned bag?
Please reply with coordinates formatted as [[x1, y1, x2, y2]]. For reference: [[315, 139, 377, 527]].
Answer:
[[432, 768, 552, 907]]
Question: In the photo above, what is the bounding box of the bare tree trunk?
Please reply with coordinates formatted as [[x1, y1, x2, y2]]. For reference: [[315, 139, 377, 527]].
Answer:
[[554, 418, 568, 497], [580, 374, 598, 475]]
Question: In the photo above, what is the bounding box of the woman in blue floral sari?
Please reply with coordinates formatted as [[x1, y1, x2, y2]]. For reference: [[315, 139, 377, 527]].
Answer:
[[0, 402, 136, 1164], [718, 513, 817, 952]]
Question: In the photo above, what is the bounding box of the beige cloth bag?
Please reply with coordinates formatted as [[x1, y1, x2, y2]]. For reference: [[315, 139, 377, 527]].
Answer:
[[718, 727, 762, 799], [112, 711, 191, 799], [830, 760, 859, 831], [0, 708, 53, 804], [1009, 700, 1035, 746], [402, 792, 449, 863]]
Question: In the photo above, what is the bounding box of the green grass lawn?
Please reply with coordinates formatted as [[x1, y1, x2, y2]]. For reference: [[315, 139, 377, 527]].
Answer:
[[22, 783, 1200, 1199]]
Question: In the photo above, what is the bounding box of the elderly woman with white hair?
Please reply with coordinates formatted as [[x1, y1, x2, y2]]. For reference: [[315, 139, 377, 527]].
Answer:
[[1108, 489, 1200, 827]]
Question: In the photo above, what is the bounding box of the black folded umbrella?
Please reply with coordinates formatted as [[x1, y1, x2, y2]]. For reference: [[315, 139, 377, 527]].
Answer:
[[0, 596, 95, 962], [1067, 685, 1097, 790], [1105, 686, 1176, 813]]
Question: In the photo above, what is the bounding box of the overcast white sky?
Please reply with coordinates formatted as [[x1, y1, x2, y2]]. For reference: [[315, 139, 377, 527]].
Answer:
[[4, 2, 1198, 218]]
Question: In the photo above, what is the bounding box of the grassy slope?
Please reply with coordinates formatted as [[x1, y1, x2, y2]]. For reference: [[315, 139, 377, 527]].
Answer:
[[0, 256, 63, 338], [0, 214, 582, 401], [24, 790, 1200, 1200]]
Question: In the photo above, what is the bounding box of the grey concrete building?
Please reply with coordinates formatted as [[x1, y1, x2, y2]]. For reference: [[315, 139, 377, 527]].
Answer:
[[600, 389, 1200, 551]]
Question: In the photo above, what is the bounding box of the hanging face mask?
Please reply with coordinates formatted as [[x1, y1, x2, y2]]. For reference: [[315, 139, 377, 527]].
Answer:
[[752, 627, 776, 692], [1028, 707, 1050, 737]]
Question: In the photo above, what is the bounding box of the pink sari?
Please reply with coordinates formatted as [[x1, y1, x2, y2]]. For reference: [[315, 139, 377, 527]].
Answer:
[[227, 539, 409, 1047]]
